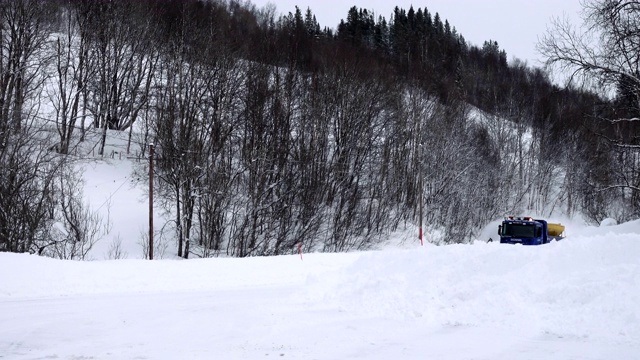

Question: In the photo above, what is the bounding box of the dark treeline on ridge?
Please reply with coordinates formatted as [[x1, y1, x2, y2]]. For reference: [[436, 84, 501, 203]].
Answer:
[[0, 0, 638, 258]]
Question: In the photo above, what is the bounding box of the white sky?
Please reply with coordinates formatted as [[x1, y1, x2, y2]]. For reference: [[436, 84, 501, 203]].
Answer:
[[250, 0, 583, 67]]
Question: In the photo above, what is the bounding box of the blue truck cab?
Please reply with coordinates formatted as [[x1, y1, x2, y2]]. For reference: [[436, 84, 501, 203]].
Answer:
[[498, 216, 565, 245]]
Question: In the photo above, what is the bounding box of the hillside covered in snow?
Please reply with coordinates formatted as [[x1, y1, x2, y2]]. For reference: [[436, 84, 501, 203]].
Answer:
[[2, 0, 640, 357]]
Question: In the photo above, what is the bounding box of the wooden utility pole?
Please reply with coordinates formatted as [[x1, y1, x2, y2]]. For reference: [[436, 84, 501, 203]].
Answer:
[[418, 137, 424, 246], [149, 143, 154, 260], [419, 167, 424, 246]]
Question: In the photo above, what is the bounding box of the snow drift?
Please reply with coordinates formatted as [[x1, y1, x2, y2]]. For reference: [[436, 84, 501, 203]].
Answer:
[[1, 221, 639, 359]]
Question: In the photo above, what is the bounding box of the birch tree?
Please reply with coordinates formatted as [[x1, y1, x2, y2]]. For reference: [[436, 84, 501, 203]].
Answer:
[[539, 0, 640, 219]]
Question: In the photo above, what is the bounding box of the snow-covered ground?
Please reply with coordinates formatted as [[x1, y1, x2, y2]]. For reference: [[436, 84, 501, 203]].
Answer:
[[1, 221, 639, 359], [1, 130, 638, 359]]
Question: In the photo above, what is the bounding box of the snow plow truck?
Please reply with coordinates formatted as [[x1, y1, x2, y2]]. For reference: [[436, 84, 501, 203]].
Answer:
[[498, 216, 565, 245]]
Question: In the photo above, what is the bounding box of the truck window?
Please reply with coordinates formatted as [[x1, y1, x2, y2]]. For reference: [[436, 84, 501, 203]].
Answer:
[[503, 224, 536, 238]]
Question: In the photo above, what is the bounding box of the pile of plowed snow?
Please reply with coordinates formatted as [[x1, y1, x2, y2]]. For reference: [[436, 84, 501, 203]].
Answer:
[[2, 220, 639, 346], [305, 230, 640, 342]]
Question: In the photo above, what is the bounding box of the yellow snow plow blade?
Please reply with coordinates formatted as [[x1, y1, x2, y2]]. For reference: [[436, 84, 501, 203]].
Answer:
[[548, 223, 565, 237]]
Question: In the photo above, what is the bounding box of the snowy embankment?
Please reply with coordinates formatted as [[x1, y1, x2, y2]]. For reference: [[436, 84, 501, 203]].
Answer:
[[308, 231, 640, 340], [1, 221, 639, 359]]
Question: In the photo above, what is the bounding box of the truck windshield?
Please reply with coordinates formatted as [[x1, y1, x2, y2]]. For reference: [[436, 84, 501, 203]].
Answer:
[[502, 224, 536, 238]]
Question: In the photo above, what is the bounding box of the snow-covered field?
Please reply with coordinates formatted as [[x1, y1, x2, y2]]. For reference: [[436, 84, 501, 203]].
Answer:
[[1, 220, 639, 359]]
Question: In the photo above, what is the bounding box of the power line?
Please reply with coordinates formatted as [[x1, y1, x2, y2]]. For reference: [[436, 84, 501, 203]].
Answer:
[[94, 176, 132, 212]]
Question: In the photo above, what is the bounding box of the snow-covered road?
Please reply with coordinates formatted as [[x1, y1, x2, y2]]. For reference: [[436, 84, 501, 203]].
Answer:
[[1, 223, 639, 359]]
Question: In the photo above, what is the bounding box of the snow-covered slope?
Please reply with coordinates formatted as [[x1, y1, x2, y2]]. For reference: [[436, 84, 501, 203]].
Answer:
[[1, 222, 639, 359]]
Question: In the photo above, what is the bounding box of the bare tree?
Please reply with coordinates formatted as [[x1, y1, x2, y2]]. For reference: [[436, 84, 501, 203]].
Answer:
[[106, 235, 128, 260], [0, 0, 53, 136], [318, 56, 395, 252], [540, 0, 640, 98], [151, 16, 244, 258], [74, 0, 158, 155], [539, 0, 640, 219], [0, 0, 63, 254], [0, 126, 61, 253], [40, 165, 111, 260], [152, 55, 209, 258], [46, 3, 92, 154]]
